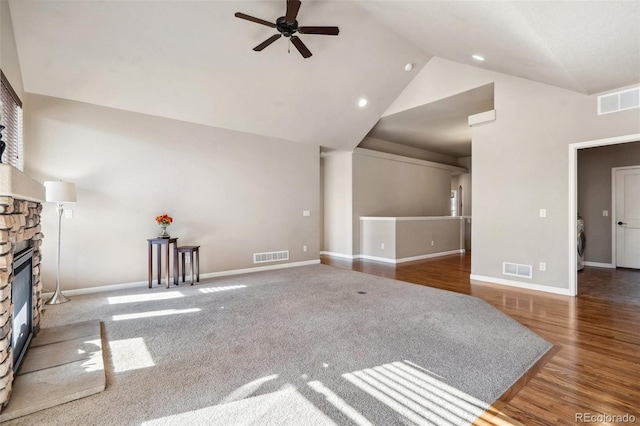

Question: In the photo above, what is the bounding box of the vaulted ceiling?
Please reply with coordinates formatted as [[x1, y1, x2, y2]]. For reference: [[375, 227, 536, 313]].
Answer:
[[8, 1, 640, 152]]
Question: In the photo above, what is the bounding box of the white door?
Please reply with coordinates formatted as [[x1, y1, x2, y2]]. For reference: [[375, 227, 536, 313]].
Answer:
[[615, 167, 640, 268]]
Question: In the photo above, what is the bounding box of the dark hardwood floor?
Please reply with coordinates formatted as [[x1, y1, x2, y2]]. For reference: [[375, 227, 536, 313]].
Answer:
[[321, 253, 640, 426]]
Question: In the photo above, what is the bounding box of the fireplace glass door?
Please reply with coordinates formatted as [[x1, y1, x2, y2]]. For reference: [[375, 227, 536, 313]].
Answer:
[[12, 247, 34, 372]]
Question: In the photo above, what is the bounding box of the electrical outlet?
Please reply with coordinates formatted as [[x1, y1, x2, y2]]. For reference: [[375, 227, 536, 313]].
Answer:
[[539, 209, 546, 218], [303, 210, 310, 217], [381, 243, 385, 249], [303, 245, 307, 252], [64, 209, 73, 219], [539, 262, 546, 271], [431, 241, 435, 246], [603, 210, 609, 217]]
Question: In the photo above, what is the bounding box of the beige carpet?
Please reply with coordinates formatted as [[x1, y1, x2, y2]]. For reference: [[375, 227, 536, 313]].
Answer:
[[3, 264, 551, 425]]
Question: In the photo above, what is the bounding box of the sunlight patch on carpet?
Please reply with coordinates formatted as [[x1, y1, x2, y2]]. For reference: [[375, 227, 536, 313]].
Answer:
[[199, 285, 247, 294], [343, 361, 489, 426], [107, 292, 184, 305], [109, 337, 155, 373], [111, 308, 201, 321], [141, 385, 337, 426]]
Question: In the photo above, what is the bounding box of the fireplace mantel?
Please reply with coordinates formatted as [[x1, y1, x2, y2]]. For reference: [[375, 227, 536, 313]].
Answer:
[[0, 165, 45, 202]]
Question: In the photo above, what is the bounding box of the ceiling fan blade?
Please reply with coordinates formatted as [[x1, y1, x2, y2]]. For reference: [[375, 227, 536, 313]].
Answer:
[[285, 0, 301, 24], [290, 36, 312, 58], [234, 12, 276, 28], [299, 26, 340, 36], [253, 34, 282, 51]]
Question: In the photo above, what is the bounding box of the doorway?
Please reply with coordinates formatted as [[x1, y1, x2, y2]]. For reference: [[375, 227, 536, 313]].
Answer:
[[569, 133, 640, 296]]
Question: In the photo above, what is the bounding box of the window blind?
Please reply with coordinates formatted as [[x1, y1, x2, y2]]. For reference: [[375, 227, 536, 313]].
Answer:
[[1, 71, 24, 171]]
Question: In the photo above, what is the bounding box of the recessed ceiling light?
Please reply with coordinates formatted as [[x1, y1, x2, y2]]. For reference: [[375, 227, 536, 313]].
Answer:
[[404, 63, 414, 71], [472, 54, 485, 62], [358, 98, 368, 108]]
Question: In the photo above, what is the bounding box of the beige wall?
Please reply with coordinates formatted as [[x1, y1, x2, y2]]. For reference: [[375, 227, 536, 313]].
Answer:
[[352, 151, 452, 255], [24, 94, 320, 291], [322, 149, 457, 257], [396, 219, 461, 259], [321, 151, 353, 256], [578, 141, 640, 264], [359, 217, 464, 260], [0, 0, 24, 99], [360, 219, 396, 259], [389, 58, 640, 291]]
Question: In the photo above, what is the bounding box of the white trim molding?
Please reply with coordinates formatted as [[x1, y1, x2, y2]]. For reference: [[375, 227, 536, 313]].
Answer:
[[358, 249, 464, 264], [44, 259, 321, 297], [320, 251, 356, 260], [470, 274, 571, 296], [583, 261, 615, 269]]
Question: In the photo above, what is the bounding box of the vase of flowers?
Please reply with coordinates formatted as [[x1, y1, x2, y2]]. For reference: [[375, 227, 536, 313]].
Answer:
[[155, 214, 173, 238]]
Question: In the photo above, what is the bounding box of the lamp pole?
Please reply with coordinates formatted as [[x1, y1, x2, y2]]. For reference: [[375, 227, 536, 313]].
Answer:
[[46, 203, 69, 304]]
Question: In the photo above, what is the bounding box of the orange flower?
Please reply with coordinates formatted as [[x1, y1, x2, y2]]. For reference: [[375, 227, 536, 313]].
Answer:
[[155, 214, 173, 226]]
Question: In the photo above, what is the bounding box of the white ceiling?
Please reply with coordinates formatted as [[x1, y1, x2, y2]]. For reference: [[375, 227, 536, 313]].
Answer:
[[8, 1, 640, 153]]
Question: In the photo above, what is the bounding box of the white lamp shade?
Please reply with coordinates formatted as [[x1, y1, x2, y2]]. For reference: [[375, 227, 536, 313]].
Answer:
[[44, 181, 77, 203]]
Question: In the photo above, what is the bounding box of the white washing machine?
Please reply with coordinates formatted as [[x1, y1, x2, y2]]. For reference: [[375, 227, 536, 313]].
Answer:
[[577, 215, 585, 271]]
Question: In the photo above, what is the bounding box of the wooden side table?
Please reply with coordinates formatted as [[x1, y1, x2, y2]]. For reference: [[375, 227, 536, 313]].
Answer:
[[177, 246, 200, 285], [147, 237, 178, 289]]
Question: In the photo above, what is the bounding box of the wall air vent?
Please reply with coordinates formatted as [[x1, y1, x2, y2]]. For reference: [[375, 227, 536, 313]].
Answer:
[[503, 262, 532, 279], [253, 250, 289, 264], [598, 87, 640, 115]]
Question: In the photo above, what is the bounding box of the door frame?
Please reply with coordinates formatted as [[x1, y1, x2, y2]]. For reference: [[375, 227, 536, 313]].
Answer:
[[568, 133, 640, 296], [612, 165, 640, 267]]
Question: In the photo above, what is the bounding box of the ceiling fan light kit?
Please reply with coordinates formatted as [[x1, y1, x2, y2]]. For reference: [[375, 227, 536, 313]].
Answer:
[[235, 0, 339, 59]]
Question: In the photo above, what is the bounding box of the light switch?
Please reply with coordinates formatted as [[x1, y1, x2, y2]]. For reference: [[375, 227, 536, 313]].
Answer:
[[64, 209, 73, 219], [603, 210, 609, 217], [303, 210, 310, 217], [539, 209, 546, 218]]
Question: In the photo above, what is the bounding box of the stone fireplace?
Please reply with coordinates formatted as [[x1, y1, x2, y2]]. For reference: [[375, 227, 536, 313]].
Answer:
[[0, 164, 45, 412]]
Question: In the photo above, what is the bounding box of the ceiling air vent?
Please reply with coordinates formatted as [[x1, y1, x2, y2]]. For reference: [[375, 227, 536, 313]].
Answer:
[[598, 87, 640, 115], [503, 262, 532, 279]]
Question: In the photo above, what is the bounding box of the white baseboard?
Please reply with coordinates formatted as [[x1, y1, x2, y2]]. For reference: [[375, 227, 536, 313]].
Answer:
[[46, 280, 148, 297], [396, 249, 465, 264], [321, 250, 465, 264], [469, 274, 572, 296], [583, 261, 615, 269], [44, 259, 321, 297], [319, 251, 356, 260], [357, 254, 396, 263], [351, 249, 465, 264]]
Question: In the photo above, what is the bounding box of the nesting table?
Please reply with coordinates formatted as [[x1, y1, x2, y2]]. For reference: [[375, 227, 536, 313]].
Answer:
[[147, 237, 178, 288]]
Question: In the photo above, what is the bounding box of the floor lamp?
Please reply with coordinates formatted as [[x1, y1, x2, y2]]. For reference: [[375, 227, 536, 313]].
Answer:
[[44, 180, 77, 305]]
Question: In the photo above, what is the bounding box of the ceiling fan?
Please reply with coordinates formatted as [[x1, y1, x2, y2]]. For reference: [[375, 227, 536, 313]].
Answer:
[[235, 0, 339, 59]]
